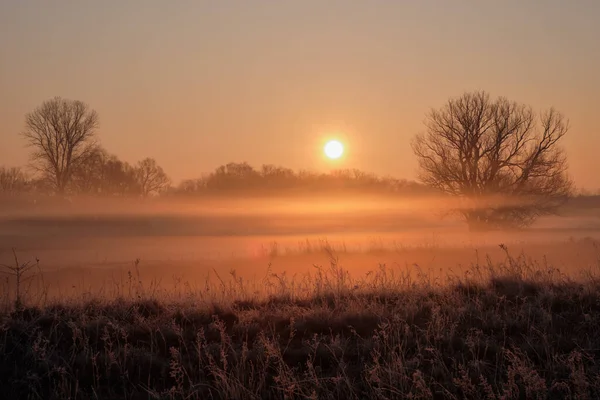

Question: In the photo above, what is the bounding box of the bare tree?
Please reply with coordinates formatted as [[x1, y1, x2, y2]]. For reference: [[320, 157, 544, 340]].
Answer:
[[68, 145, 142, 196], [412, 91, 573, 230], [0, 167, 30, 194], [21, 97, 99, 194], [103, 157, 140, 196], [135, 158, 170, 196], [70, 146, 109, 194]]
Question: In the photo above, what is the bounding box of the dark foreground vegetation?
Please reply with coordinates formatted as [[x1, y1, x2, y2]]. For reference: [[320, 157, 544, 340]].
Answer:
[[1, 250, 600, 399]]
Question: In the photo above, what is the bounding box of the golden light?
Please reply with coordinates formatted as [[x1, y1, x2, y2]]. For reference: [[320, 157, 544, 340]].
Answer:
[[324, 140, 344, 159]]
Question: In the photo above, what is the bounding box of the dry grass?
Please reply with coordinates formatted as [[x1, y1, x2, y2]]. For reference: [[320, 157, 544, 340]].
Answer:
[[1, 243, 600, 399]]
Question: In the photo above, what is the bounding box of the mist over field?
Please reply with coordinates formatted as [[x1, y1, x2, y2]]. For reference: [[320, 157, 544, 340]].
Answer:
[[2, 190, 600, 399], [1, 192, 599, 303], [2, 96, 599, 398], [2, 1, 600, 397]]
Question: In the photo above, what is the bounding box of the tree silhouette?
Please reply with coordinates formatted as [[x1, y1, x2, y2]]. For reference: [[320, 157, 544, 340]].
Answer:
[[70, 146, 109, 194], [104, 157, 140, 196], [412, 91, 573, 230], [0, 167, 30, 194], [171, 162, 431, 196], [21, 97, 99, 194], [135, 158, 170, 197], [206, 162, 260, 191], [71, 147, 140, 196]]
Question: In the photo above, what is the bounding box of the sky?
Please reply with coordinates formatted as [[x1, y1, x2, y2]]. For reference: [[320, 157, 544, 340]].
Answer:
[[1, 1, 599, 189]]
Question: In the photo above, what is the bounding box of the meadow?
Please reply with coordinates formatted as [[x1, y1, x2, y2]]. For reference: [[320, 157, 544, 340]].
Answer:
[[1, 198, 600, 399], [2, 1, 598, 397]]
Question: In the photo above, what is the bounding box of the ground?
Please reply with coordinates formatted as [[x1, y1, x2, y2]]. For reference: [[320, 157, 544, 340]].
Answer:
[[1, 198, 600, 399]]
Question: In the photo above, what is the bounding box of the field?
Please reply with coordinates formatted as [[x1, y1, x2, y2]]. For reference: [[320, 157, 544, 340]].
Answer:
[[1, 197, 600, 399]]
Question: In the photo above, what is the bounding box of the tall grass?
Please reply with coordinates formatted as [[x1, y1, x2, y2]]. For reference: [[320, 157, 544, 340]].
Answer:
[[1, 244, 600, 399]]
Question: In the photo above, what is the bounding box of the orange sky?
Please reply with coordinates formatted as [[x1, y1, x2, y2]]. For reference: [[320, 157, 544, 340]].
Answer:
[[0, 1, 598, 189]]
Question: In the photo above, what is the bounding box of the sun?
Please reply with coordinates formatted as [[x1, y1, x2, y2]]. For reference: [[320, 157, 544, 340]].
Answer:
[[324, 140, 344, 159]]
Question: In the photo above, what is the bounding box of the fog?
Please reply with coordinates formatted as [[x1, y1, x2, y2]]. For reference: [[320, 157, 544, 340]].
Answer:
[[1, 194, 599, 288]]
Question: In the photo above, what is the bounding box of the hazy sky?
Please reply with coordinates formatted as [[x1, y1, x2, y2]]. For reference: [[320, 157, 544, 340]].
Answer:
[[1, 1, 599, 188]]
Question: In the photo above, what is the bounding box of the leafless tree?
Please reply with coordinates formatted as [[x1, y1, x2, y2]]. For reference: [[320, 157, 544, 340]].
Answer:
[[21, 97, 99, 194], [135, 158, 170, 196], [411, 91, 573, 230], [70, 146, 109, 194], [0, 167, 30, 194]]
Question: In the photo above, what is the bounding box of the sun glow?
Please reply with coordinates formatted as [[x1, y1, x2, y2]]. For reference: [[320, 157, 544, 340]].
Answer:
[[324, 140, 344, 159]]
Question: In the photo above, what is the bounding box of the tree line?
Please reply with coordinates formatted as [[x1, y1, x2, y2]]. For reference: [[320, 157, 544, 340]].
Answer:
[[2, 91, 577, 230], [0, 158, 433, 198], [1, 97, 430, 198], [0, 150, 170, 198]]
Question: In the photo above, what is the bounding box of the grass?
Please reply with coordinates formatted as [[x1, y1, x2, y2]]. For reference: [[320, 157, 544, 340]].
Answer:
[[1, 244, 600, 399]]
